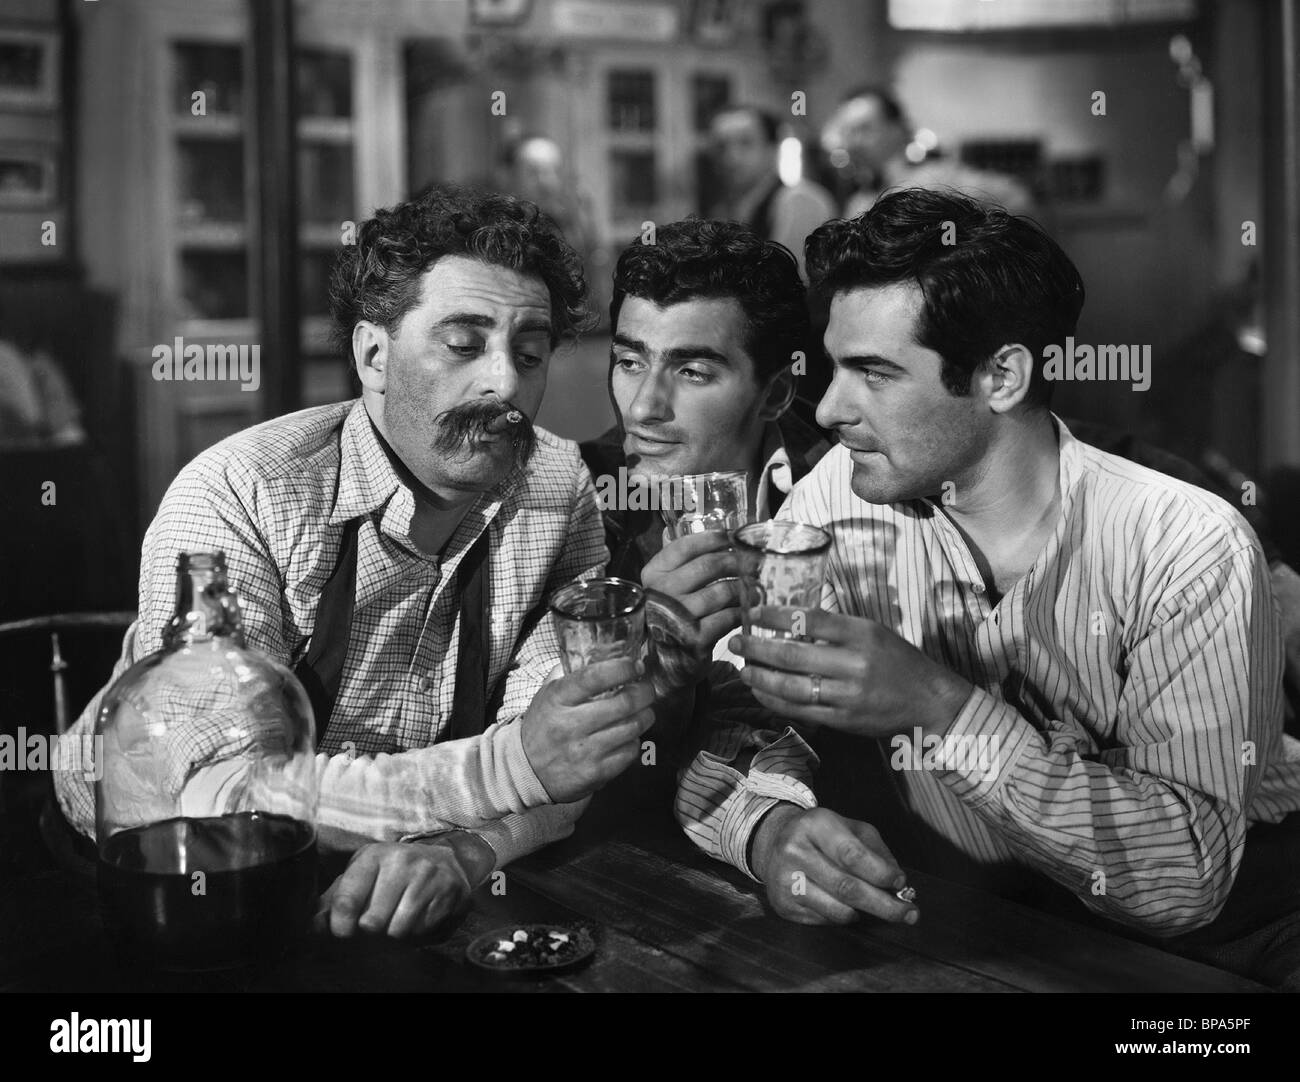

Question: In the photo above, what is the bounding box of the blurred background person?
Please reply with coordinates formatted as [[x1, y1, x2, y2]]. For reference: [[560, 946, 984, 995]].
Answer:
[[0, 335, 85, 450], [824, 85, 1035, 218], [706, 105, 836, 279], [497, 134, 608, 323], [500, 134, 598, 256]]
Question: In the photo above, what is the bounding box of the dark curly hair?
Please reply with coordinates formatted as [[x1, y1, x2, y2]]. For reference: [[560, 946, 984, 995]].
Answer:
[[329, 182, 590, 369], [806, 188, 1085, 407], [609, 219, 810, 385]]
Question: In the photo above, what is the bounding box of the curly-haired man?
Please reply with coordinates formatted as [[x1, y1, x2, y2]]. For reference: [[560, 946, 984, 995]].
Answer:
[[57, 184, 657, 939]]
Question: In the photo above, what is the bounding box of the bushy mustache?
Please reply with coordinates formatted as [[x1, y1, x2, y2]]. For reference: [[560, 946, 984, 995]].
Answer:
[[430, 399, 536, 470]]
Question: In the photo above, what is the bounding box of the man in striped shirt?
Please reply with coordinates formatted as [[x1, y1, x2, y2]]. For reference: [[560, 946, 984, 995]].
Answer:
[[57, 185, 658, 939], [675, 188, 1300, 985]]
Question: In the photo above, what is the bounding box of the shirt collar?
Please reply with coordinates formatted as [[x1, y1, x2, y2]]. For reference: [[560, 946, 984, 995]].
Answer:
[[330, 400, 403, 526], [1052, 412, 1085, 510]]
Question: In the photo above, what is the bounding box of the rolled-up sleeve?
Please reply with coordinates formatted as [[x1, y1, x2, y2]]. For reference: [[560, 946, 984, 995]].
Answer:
[[674, 661, 820, 879]]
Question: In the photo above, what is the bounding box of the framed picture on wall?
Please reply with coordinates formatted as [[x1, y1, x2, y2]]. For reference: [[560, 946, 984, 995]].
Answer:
[[0, 28, 60, 110], [0, 142, 58, 208]]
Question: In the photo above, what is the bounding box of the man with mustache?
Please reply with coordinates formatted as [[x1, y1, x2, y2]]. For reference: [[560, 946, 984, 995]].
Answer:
[[676, 188, 1300, 987], [56, 184, 656, 939]]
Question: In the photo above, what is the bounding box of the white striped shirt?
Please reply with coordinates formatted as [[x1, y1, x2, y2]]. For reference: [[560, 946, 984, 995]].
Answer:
[[55, 400, 606, 867], [675, 417, 1300, 935]]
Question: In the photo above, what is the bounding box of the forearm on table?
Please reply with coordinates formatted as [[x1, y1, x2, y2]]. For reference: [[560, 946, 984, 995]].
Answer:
[[468, 799, 591, 871], [311, 721, 552, 838], [181, 718, 554, 842], [936, 688, 1242, 934], [312, 824, 499, 891], [675, 724, 819, 879]]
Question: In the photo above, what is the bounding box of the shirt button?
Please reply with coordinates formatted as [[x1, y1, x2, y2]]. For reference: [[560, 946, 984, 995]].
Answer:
[[418, 675, 434, 692], [971, 582, 986, 594]]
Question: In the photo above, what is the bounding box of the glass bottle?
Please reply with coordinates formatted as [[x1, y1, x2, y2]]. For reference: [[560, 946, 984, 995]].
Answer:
[[95, 552, 319, 971]]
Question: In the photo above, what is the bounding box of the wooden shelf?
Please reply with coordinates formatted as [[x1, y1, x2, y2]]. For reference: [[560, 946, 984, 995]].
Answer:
[[171, 114, 244, 138], [176, 223, 248, 248], [174, 318, 259, 341], [297, 116, 354, 143], [299, 223, 348, 247]]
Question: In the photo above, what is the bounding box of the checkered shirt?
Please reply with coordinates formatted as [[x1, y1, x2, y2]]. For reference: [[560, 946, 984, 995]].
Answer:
[[55, 399, 607, 868]]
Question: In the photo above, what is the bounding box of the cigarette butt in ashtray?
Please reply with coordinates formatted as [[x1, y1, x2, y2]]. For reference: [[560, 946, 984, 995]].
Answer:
[[895, 886, 917, 904]]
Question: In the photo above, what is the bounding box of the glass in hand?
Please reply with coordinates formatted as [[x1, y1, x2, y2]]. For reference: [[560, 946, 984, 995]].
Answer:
[[732, 521, 833, 640], [659, 470, 749, 540], [550, 577, 647, 696]]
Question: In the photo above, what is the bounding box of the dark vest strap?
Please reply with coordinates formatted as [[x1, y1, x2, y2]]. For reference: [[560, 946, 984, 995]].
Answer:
[[449, 525, 491, 742], [293, 518, 493, 748], [294, 518, 361, 747]]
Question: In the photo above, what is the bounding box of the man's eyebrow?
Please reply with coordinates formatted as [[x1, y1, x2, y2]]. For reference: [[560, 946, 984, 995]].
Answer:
[[838, 353, 907, 372], [433, 312, 495, 331], [514, 317, 553, 337], [663, 345, 732, 366], [432, 312, 553, 338], [611, 335, 732, 365], [612, 333, 647, 353]]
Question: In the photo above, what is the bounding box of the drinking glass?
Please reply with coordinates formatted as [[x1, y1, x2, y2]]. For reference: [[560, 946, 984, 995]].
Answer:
[[659, 470, 749, 540], [732, 521, 833, 639], [550, 577, 647, 692]]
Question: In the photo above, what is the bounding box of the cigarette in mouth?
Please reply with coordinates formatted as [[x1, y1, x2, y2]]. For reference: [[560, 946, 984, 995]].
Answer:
[[484, 410, 524, 435]]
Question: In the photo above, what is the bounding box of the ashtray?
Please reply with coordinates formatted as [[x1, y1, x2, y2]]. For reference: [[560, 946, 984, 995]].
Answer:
[[465, 923, 597, 977]]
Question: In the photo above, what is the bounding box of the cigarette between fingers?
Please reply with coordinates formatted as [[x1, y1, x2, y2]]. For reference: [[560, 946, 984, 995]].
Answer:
[[895, 886, 917, 904]]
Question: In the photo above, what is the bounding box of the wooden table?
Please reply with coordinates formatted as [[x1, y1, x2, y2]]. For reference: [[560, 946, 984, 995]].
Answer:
[[0, 820, 1265, 993]]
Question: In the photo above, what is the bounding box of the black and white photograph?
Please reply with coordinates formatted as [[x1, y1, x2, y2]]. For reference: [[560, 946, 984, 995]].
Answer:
[[1, 0, 1298, 1055]]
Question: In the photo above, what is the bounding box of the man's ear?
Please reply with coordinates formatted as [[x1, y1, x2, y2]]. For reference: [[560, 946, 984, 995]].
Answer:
[[981, 344, 1035, 414], [758, 366, 797, 422], [353, 321, 389, 394]]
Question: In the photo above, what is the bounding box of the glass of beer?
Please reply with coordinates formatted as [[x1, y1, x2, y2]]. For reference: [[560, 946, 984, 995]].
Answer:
[[550, 577, 647, 693], [659, 470, 749, 540], [732, 521, 832, 640]]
